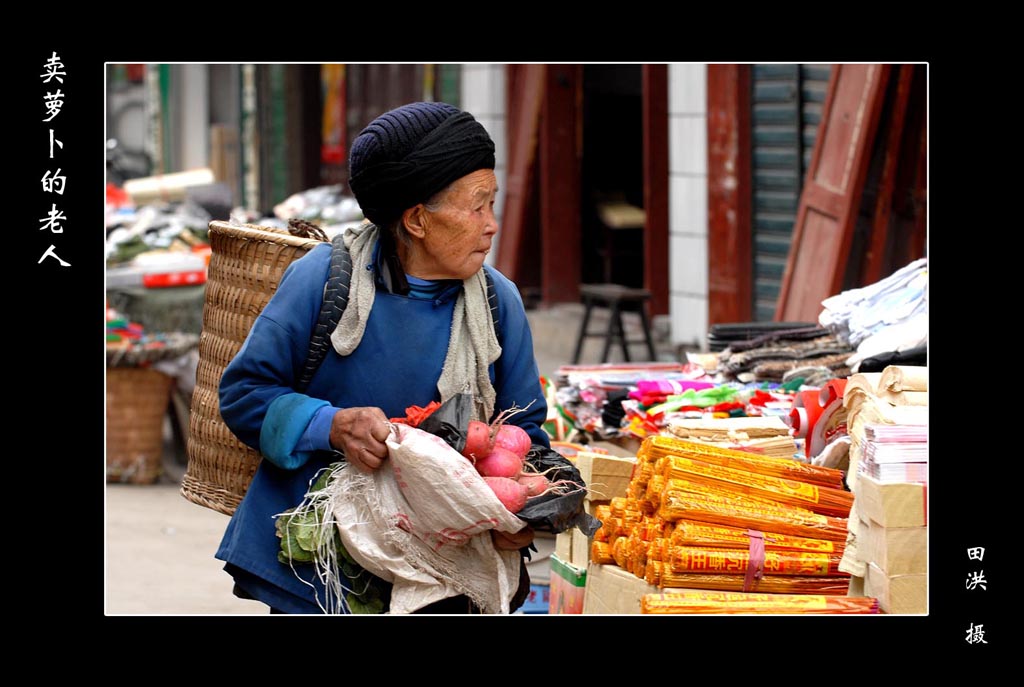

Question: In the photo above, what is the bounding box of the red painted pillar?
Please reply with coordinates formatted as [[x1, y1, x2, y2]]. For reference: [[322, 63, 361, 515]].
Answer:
[[539, 64, 582, 305]]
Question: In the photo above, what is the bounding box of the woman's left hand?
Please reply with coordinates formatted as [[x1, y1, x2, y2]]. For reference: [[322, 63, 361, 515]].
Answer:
[[329, 406, 392, 472], [492, 525, 534, 551]]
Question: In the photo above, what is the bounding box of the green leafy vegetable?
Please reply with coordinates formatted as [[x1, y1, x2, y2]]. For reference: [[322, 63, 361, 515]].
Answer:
[[274, 463, 391, 613], [346, 594, 385, 615]]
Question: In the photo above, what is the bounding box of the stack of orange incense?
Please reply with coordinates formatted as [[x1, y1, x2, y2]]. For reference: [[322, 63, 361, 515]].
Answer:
[[591, 435, 877, 607], [641, 590, 879, 614]]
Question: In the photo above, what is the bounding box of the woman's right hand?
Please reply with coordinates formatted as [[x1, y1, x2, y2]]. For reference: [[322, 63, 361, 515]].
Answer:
[[329, 407, 392, 472]]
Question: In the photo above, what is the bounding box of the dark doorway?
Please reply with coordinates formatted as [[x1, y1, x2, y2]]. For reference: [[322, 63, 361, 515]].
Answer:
[[580, 65, 645, 288]]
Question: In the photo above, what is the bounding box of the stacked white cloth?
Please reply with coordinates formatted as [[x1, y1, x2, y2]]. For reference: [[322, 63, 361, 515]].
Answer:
[[818, 258, 928, 352]]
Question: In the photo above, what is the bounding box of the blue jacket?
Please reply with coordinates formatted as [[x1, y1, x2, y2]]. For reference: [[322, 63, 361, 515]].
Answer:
[[215, 241, 550, 613]]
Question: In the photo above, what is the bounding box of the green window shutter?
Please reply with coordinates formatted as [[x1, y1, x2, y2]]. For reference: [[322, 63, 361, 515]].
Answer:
[[265, 64, 289, 212], [437, 64, 461, 107], [751, 64, 831, 321]]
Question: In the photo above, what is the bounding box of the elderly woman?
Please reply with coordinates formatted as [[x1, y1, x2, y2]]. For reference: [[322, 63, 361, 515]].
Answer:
[[215, 102, 549, 614]]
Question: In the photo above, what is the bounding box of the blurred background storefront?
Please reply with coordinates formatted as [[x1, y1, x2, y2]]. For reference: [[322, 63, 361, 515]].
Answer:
[[106, 62, 926, 352]]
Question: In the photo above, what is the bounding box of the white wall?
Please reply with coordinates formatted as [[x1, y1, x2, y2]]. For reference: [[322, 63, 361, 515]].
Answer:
[[459, 64, 507, 267], [668, 64, 709, 350], [174, 64, 210, 172]]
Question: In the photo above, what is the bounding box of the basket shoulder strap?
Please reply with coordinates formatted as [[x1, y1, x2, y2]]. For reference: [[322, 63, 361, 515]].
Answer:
[[295, 242, 500, 393], [295, 234, 352, 393], [485, 269, 501, 343]]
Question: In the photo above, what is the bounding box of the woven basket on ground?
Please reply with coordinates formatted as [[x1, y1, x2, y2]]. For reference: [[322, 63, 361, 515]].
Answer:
[[182, 220, 325, 515], [107, 367, 175, 484]]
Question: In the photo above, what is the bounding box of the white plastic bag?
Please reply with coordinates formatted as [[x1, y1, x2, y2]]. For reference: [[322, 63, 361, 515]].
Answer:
[[330, 423, 525, 614]]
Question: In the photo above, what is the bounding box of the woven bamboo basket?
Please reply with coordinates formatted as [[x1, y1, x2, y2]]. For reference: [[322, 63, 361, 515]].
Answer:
[[107, 367, 175, 484], [181, 220, 325, 515]]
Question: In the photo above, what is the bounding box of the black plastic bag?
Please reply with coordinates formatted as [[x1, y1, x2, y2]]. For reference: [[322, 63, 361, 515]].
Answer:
[[518, 445, 601, 537], [416, 393, 474, 455], [415, 393, 601, 538]]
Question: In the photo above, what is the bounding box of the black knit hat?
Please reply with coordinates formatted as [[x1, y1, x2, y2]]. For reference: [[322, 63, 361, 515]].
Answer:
[[348, 102, 496, 228]]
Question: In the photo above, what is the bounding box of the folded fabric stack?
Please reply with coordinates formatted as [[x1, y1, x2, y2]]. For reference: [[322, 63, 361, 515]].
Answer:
[[628, 379, 717, 407], [819, 258, 927, 373], [544, 363, 713, 442], [621, 382, 803, 443], [717, 329, 856, 383]]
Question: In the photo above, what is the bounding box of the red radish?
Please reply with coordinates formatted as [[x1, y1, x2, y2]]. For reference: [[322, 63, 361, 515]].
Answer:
[[492, 423, 532, 459], [462, 420, 493, 459], [484, 476, 529, 513], [517, 472, 550, 497], [474, 446, 523, 479]]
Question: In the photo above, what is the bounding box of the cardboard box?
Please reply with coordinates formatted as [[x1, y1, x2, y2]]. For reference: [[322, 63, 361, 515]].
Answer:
[[575, 453, 637, 502], [859, 518, 927, 575], [566, 499, 616, 569], [582, 563, 659, 614], [555, 530, 572, 563], [556, 525, 599, 569], [864, 562, 927, 614], [572, 527, 591, 567], [550, 500, 614, 570], [549, 554, 587, 614], [589, 440, 641, 458], [847, 574, 865, 598], [855, 474, 927, 528]]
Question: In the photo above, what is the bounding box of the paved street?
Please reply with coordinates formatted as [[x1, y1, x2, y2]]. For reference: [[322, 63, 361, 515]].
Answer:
[[106, 481, 264, 615]]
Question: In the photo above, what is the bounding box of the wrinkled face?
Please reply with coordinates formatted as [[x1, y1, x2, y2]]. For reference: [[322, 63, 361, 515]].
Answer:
[[416, 169, 499, 280]]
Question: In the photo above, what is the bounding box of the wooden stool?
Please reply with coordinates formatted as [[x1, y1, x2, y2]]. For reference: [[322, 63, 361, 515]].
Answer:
[[572, 283, 657, 364]]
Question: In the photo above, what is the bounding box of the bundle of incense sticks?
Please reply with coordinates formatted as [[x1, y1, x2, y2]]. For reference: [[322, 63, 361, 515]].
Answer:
[[658, 480, 849, 541], [640, 435, 845, 490], [642, 560, 851, 594], [667, 544, 845, 577], [592, 540, 615, 565], [641, 590, 878, 614], [660, 455, 854, 518], [668, 519, 843, 554]]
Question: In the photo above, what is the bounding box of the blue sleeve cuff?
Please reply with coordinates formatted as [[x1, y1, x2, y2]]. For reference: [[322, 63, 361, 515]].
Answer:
[[260, 394, 332, 470], [298, 404, 340, 453]]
